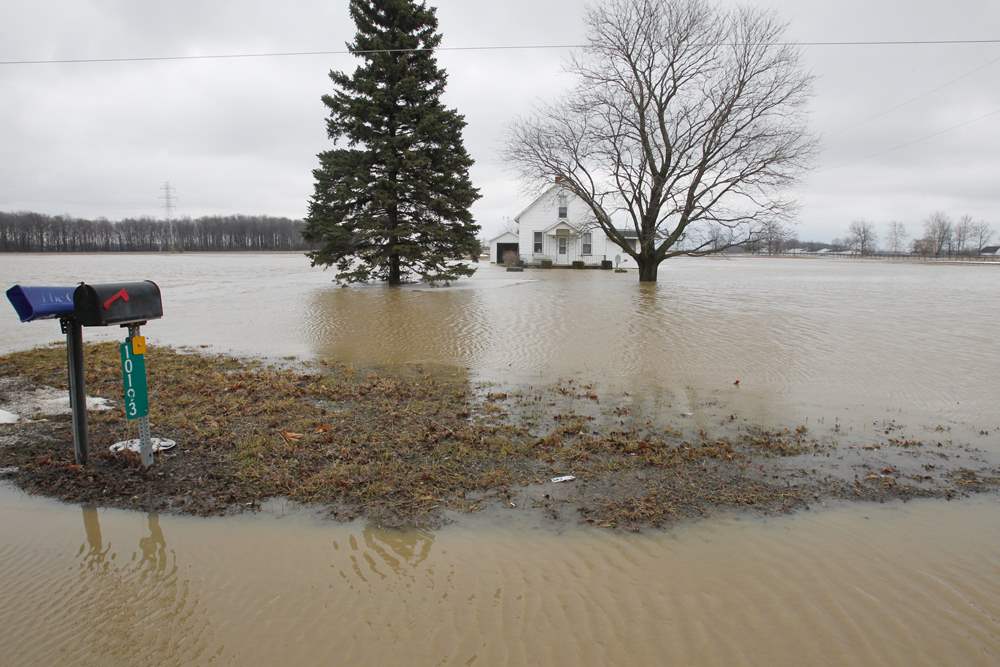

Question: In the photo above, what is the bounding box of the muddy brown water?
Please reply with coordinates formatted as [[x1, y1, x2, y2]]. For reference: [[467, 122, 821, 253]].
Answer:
[[1, 253, 999, 665], [2, 253, 997, 443], [0, 487, 997, 666]]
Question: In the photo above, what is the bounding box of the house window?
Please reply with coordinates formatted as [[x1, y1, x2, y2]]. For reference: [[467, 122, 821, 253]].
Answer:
[[533, 231, 543, 253], [558, 237, 567, 255], [557, 192, 568, 219], [582, 232, 592, 255], [627, 238, 638, 251]]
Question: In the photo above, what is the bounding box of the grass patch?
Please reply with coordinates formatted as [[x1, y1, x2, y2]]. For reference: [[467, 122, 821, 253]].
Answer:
[[1, 343, 997, 529]]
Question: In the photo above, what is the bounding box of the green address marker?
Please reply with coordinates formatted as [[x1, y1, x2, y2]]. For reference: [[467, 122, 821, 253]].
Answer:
[[119, 340, 149, 420]]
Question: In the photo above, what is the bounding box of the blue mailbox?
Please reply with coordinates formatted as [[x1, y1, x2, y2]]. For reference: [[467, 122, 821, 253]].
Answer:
[[5, 285, 77, 322]]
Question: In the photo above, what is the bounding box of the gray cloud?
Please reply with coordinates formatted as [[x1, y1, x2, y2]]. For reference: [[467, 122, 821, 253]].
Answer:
[[1, 0, 997, 242]]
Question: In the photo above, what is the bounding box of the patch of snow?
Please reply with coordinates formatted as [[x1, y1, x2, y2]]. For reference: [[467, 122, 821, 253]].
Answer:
[[86, 396, 111, 411], [17, 393, 110, 415], [0, 409, 19, 424], [0, 378, 112, 419]]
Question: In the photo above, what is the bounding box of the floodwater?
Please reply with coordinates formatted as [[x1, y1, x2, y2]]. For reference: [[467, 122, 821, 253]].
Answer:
[[2, 252, 998, 445], [1, 487, 998, 666], [2, 253, 999, 665]]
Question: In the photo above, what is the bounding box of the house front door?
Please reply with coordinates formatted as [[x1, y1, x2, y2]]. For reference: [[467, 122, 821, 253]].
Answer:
[[557, 236, 569, 262]]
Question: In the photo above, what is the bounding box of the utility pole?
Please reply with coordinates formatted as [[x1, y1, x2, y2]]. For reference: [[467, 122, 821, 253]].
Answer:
[[158, 181, 178, 251]]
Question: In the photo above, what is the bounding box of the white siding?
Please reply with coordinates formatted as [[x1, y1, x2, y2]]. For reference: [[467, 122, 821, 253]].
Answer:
[[514, 185, 636, 267]]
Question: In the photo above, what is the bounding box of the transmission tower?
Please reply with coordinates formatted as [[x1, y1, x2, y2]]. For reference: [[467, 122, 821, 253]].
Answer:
[[159, 181, 176, 219], [158, 181, 179, 251]]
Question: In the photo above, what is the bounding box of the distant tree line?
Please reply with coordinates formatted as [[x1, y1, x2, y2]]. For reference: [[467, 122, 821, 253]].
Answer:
[[731, 212, 996, 258], [835, 213, 994, 257], [0, 211, 315, 252], [741, 220, 835, 255]]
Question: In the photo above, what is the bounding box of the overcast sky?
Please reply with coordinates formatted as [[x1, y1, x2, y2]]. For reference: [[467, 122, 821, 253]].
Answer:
[[1, 0, 998, 242]]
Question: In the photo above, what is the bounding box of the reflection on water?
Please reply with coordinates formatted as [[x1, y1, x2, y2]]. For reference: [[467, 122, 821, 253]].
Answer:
[[0, 500, 211, 666], [80, 506, 110, 565], [81, 507, 170, 573], [305, 261, 1000, 446], [1, 487, 998, 666]]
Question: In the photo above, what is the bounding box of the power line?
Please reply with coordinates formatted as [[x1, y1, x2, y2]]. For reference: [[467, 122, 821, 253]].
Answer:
[[821, 107, 1000, 172], [826, 52, 1000, 138], [2, 38, 1000, 66]]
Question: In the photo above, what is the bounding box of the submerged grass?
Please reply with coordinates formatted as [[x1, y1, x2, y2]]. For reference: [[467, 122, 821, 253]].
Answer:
[[1, 343, 996, 529]]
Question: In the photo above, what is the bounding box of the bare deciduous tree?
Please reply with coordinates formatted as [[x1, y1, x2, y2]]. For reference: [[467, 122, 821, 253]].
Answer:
[[952, 215, 974, 256], [760, 219, 791, 255], [847, 220, 878, 256], [505, 0, 815, 281], [707, 223, 735, 251], [885, 221, 908, 254], [922, 212, 953, 257], [971, 220, 994, 253]]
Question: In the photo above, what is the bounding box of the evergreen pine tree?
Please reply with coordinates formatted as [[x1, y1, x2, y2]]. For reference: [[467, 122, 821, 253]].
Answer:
[[303, 0, 481, 285]]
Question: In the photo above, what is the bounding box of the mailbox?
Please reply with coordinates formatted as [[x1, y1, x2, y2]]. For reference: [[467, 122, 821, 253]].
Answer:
[[73, 281, 163, 327], [6, 278, 164, 468], [5, 285, 77, 322]]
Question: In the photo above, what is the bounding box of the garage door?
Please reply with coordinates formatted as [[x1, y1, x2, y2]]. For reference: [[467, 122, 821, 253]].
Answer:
[[496, 243, 519, 264]]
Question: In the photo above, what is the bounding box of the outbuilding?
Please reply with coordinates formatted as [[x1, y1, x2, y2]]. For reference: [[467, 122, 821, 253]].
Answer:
[[488, 230, 520, 265]]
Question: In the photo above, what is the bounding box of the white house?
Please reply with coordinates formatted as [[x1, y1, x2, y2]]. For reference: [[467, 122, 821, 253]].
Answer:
[[488, 182, 638, 267]]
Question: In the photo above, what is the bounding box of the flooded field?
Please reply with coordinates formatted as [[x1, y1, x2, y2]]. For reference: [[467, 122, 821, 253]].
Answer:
[[2, 253, 998, 441], [1, 486, 997, 666], [1, 253, 999, 665]]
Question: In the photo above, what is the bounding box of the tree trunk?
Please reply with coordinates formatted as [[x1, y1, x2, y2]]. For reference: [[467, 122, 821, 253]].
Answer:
[[388, 252, 401, 285], [387, 196, 401, 285], [638, 257, 659, 282]]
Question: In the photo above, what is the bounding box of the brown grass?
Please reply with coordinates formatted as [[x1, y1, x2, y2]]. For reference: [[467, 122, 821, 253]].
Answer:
[[1, 343, 996, 528]]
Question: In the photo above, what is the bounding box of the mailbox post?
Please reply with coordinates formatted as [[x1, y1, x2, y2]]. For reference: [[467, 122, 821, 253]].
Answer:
[[5, 280, 163, 467], [64, 317, 89, 464]]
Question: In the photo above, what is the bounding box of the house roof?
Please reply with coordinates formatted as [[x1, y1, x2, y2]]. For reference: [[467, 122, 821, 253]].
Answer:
[[487, 230, 519, 243], [511, 185, 642, 240], [513, 184, 560, 222], [981, 245, 1000, 254]]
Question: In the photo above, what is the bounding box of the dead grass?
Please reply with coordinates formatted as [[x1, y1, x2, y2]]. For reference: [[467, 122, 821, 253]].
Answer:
[[1, 343, 996, 528]]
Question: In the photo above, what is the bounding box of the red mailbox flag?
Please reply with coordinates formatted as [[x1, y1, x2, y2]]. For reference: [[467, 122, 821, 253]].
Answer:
[[103, 288, 130, 311]]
